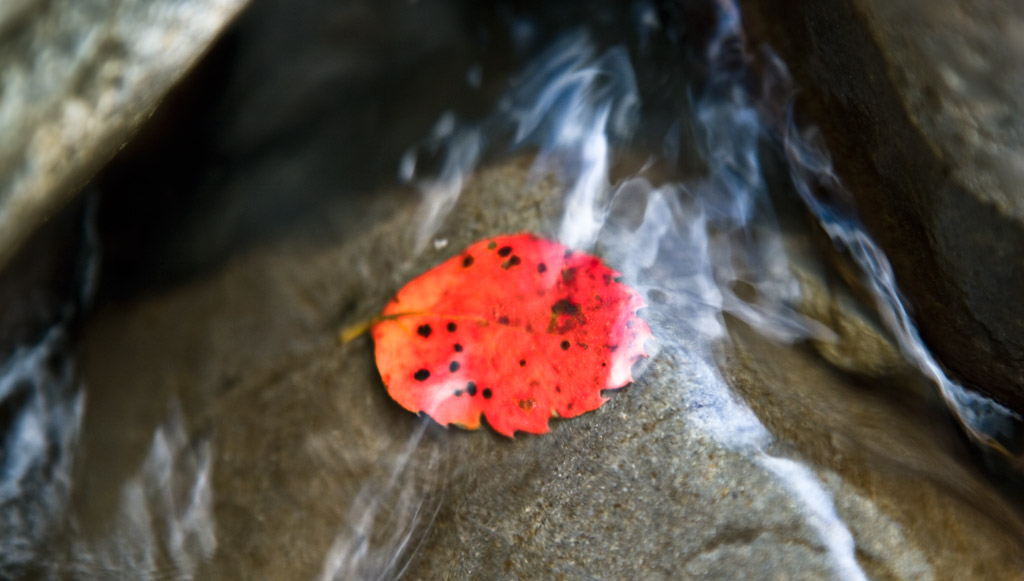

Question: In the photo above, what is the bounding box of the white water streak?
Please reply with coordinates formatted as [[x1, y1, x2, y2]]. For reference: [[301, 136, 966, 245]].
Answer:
[[700, 1, 867, 574], [784, 111, 1021, 451], [0, 326, 83, 575], [604, 183, 866, 580], [597, 1, 867, 574], [70, 403, 216, 580], [760, 456, 868, 581], [319, 420, 440, 581], [557, 103, 611, 249], [401, 32, 638, 255], [504, 35, 638, 249], [404, 112, 482, 254]]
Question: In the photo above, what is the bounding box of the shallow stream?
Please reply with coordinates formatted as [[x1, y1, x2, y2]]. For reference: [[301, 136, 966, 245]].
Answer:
[[2, 0, 1022, 578]]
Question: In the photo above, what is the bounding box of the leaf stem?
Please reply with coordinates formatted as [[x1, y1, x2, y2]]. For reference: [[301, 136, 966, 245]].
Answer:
[[338, 317, 380, 344], [338, 311, 427, 344]]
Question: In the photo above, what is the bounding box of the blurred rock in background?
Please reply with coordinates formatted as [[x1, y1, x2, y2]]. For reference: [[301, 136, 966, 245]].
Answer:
[[740, 0, 1024, 413], [0, 0, 248, 273]]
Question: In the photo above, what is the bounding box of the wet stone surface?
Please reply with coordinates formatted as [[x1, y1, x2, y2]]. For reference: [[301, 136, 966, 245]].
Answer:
[[68, 158, 1024, 578]]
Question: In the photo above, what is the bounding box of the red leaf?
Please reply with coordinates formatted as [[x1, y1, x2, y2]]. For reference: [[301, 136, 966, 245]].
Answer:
[[371, 232, 652, 437]]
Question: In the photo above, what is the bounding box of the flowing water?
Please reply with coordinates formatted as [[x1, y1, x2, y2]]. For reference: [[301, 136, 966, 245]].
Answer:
[[1, 0, 1021, 578]]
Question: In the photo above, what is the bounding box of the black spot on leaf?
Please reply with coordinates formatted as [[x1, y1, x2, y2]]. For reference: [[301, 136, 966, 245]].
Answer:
[[551, 299, 580, 316], [500, 256, 521, 270]]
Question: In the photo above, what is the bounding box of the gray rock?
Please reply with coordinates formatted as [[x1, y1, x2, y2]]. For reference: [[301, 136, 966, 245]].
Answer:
[[0, 0, 248, 271], [738, 0, 1024, 411], [63, 158, 1024, 579]]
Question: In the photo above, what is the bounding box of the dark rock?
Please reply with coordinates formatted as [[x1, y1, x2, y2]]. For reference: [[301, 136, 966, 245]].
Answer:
[[738, 0, 1024, 411]]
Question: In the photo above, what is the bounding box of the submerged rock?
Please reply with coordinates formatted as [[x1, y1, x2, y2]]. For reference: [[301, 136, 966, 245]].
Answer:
[[785, 231, 916, 383], [66, 158, 1024, 578], [0, 0, 248, 272], [739, 0, 1024, 412]]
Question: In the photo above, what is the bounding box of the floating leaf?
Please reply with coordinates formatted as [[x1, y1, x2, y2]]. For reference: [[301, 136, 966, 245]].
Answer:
[[370, 232, 652, 437]]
